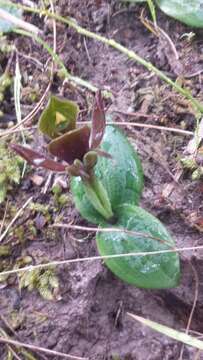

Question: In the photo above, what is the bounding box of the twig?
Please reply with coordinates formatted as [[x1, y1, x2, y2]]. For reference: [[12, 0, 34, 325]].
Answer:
[[0, 120, 193, 138], [52, 223, 173, 246], [0, 336, 87, 360], [83, 38, 92, 64], [179, 261, 199, 360], [0, 32, 96, 139], [193, 350, 201, 360], [0, 85, 50, 140], [0, 200, 9, 237], [109, 120, 193, 136], [14, 55, 27, 177], [7, 347, 23, 360], [8, 3, 203, 115], [113, 110, 158, 119], [0, 126, 37, 137], [14, 28, 98, 93], [0, 8, 40, 35], [42, 0, 56, 195], [1, 243, 203, 278], [1, 116, 193, 140], [159, 27, 179, 61], [0, 196, 33, 243], [43, 172, 53, 194], [0, 329, 23, 360], [77, 120, 193, 136], [140, 11, 179, 62], [0, 315, 47, 360]]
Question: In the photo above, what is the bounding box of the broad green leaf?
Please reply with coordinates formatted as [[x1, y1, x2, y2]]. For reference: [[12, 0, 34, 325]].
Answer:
[[128, 313, 203, 350], [0, 1, 22, 33], [39, 95, 79, 139], [96, 204, 180, 289], [71, 125, 144, 224], [155, 0, 203, 27]]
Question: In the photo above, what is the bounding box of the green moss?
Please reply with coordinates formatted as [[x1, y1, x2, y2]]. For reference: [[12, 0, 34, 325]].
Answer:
[[0, 72, 12, 104], [29, 202, 50, 215], [19, 267, 60, 301], [0, 142, 23, 203], [51, 184, 70, 208]]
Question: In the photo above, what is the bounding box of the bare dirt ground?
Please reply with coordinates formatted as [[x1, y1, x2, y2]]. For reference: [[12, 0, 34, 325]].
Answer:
[[1, 1, 203, 359]]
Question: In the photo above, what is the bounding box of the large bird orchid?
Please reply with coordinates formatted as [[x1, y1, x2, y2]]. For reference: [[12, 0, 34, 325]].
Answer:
[[11, 91, 114, 220], [10, 91, 181, 290]]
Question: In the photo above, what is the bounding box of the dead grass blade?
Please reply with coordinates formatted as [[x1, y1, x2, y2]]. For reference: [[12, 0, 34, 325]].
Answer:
[[0, 196, 33, 243], [0, 336, 87, 360], [1, 242, 203, 278], [127, 312, 203, 351], [52, 223, 174, 247]]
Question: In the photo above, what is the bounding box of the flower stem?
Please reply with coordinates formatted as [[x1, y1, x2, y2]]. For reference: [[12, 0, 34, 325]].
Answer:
[[83, 175, 114, 221]]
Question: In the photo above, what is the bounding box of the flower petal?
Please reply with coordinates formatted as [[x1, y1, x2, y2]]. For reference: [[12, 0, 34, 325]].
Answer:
[[89, 90, 106, 149], [10, 144, 66, 172], [48, 126, 90, 164], [39, 95, 79, 139]]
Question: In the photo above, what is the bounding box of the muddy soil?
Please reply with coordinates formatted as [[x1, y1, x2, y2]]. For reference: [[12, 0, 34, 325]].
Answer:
[[1, 1, 203, 359]]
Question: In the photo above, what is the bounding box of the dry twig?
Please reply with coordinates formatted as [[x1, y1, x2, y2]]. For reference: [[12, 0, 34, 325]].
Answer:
[[0, 336, 87, 360]]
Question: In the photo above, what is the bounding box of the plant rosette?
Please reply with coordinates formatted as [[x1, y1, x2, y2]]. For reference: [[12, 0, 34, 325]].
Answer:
[[11, 91, 180, 289]]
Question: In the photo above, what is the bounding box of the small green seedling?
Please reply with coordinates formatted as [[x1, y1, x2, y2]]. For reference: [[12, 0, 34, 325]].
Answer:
[[11, 92, 180, 289]]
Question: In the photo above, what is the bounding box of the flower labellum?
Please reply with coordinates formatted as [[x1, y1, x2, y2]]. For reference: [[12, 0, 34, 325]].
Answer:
[[10, 90, 110, 179]]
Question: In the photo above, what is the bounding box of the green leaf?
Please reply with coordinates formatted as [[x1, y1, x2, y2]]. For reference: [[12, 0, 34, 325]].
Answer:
[[147, 0, 157, 23], [39, 95, 79, 139], [71, 125, 144, 224], [96, 204, 180, 289], [128, 313, 203, 350], [0, 1, 22, 33], [155, 0, 203, 27]]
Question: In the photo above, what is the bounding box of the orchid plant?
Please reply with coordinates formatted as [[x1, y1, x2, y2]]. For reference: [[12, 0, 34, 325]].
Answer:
[[11, 92, 114, 221], [11, 92, 180, 289]]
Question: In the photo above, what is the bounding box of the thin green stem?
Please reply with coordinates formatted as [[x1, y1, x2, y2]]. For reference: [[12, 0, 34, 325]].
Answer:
[[9, 2, 203, 115]]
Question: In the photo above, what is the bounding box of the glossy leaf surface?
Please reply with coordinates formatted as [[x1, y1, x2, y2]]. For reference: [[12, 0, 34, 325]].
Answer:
[[39, 96, 79, 139], [155, 0, 203, 27], [71, 125, 144, 224], [10, 144, 66, 172], [48, 126, 90, 164], [0, 1, 22, 33], [96, 204, 180, 289]]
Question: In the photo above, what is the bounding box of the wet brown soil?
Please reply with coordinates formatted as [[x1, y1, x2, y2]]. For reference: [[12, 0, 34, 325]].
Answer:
[[1, 1, 203, 359]]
